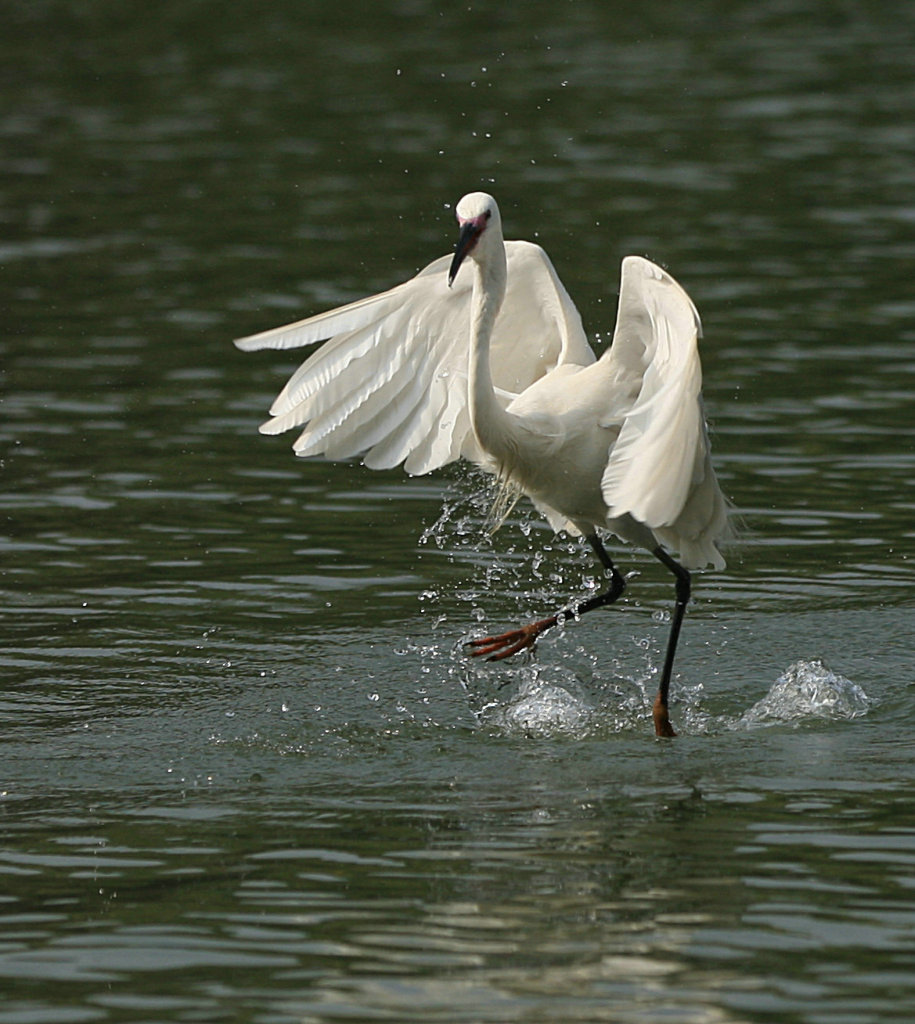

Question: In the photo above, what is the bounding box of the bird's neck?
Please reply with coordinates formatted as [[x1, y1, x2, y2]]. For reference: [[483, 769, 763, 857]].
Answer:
[[468, 249, 512, 461]]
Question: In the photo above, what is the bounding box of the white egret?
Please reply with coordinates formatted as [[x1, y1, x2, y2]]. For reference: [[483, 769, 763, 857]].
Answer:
[[236, 192, 729, 737]]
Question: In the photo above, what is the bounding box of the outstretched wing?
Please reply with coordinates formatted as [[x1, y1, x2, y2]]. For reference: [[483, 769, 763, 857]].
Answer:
[[235, 241, 594, 476], [600, 257, 727, 567]]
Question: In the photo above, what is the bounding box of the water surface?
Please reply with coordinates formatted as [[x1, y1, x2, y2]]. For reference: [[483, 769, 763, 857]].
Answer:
[[2, 2, 915, 1021]]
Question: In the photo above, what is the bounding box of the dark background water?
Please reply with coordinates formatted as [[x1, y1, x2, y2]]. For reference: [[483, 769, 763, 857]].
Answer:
[[3, 2, 915, 1022]]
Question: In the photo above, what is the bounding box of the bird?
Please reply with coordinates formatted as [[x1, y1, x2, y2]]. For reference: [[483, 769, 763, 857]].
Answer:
[[235, 192, 729, 737]]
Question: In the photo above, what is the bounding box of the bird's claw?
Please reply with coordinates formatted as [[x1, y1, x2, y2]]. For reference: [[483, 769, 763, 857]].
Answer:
[[466, 615, 558, 661], [467, 627, 537, 661]]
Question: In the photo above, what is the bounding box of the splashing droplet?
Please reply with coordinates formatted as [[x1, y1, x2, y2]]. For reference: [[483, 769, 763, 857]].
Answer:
[[737, 658, 871, 729]]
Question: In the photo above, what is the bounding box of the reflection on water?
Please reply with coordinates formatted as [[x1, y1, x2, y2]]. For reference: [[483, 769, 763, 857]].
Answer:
[[3, 734, 914, 1023], [3, 0, 915, 1021]]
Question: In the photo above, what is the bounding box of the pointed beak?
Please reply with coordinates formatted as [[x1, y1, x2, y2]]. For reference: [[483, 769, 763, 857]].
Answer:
[[448, 221, 481, 287]]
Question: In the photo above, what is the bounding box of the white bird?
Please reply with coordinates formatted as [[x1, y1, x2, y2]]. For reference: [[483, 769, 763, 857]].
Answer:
[[235, 192, 729, 737]]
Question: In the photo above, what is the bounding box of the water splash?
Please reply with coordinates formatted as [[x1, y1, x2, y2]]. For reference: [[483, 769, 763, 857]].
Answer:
[[418, 468, 495, 550], [735, 658, 871, 730], [482, 668, 598, 738], [415, 475, 716, 738], [466, 649, 662, 738]]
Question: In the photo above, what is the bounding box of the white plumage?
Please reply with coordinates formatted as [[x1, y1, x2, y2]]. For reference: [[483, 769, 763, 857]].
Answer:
[[236, 192, 729, 737]]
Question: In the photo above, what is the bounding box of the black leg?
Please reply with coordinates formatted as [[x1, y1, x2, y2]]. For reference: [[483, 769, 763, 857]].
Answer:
[[577, 534, 627, 615], [651, 546, 691, 738], [467, 532, 626, 659]]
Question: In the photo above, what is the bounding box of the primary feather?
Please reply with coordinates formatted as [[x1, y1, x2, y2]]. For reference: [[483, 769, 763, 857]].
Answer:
[[237, 242, 593, 473]]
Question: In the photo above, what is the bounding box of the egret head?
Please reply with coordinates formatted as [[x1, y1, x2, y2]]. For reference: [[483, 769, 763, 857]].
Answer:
[[448, 192, 501, 287]]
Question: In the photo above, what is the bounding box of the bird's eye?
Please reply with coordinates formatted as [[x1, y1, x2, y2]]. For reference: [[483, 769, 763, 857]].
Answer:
[[484, 210, 492, 220]]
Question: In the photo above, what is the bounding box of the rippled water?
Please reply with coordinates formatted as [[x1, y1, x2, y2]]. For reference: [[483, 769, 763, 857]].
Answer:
[[3, 1, 915, 1022]]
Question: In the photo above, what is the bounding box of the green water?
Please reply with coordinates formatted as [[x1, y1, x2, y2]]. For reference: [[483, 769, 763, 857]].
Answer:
[[3, 2, 915, 1021]]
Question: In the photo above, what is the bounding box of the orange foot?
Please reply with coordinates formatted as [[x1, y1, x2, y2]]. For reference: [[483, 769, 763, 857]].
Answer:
[[466, 615, 559, 661], [652, 693, 677, 738]]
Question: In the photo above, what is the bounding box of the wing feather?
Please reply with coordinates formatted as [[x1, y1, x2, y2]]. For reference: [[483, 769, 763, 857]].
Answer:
[[303, 355, 425, 461], [235, 242, 593, 475], [600, 257, 727, 567]]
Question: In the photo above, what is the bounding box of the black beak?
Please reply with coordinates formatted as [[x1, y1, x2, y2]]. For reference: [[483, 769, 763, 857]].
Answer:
[[448, 221, 480, 287]]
